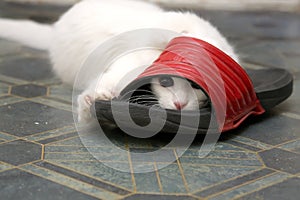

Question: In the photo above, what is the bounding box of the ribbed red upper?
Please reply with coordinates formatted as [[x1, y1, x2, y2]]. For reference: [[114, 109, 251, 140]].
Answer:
[[137, 36, 265, 132]]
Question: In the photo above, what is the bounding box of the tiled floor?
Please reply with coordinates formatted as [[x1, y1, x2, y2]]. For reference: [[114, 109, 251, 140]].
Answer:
[[0, 3, 300, 200]]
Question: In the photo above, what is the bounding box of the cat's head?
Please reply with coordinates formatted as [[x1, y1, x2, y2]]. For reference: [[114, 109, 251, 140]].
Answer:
[[151, 76, 207, 110]]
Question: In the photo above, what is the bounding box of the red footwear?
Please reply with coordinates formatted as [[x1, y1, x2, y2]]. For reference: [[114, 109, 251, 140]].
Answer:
[[94, 36, 293, 133]]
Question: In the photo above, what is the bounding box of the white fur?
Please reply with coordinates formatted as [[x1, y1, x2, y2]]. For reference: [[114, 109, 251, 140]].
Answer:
[[0, 19, 52, 50], [0, 0, 238, 122]]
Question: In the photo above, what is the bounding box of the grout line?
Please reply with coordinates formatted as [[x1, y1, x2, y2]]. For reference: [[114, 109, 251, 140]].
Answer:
[[19, 164, 115, 200], [7, 85, 12, 95], [41, 144, 45, 160], [230, 135, 273, 150], [232, 174, 293, 199], [126, 143, 137, 193], [153, 162, 164, 193], [207, 171, 291, 199], [192, 167, 265, 194], [23, 126, 76, 141], [255, 152, 267, 168], [257, 146, 300, 155], [43, 135, 80, 146], [174, 149, 190, 193], [281, 112, 300, 120], [43, 160, 133, 193], [0, 138, 20, 145], [179, 156, 258, 161], [46, 86, 51, 96], [41, 159, 261, 168]]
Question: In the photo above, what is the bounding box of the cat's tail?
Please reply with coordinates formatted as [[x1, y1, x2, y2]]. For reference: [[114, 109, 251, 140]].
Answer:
[[0, 18, 53, 50]]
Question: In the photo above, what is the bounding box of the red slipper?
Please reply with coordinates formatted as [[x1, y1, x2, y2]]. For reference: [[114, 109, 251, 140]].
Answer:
[[94, 36, 293, 133]]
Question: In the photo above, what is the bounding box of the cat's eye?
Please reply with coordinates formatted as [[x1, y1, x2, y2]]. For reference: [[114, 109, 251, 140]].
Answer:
[[159, 76, 174, 87], [190, 81, 199, 89]]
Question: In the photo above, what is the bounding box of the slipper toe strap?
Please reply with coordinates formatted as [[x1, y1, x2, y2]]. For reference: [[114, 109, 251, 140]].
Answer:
[[138, 36, 265, 132]]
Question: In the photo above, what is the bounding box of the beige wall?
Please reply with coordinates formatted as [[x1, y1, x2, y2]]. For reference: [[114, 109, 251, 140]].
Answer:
[[4, 0, 300, 11]]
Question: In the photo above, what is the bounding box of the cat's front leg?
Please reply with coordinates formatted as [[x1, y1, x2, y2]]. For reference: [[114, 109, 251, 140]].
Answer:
[[77, 76, 117, 123], [77, 92, 94, 123]]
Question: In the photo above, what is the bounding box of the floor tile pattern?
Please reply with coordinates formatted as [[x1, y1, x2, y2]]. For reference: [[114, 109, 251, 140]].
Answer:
[[0, 3, 299, 200]]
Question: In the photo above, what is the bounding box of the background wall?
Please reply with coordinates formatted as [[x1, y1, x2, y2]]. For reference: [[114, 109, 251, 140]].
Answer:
[[4, 0, 300, 11]]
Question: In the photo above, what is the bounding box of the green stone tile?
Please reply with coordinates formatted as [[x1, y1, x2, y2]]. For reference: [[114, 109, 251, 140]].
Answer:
[[181, 164, 258, 192], [78, 129, 127, 149], [46, 146, 91, 153], [135, 172, 161, 193], [179, 157, 262, 167], [157, 163, 187, 193], [32, 77, 62, 86], [0, 132, 19, 141], [0, 162, 13, 172], [237, 114, 300, 146], [0, 96, 24, 106], [224, 140, 261, 152], [283, 55, 300, 73], [45, 152, 126, 162], [260, 40, 300, 55], [236, 38, 300, 70], [125, 135, 153, 148], [53, 161, 134, 190], [189, 141, 246, 151], [31, 97, 73, 112], [195, 168, 275, 198], [0, 168, 100, 200], [259, 148, 300, 174], [209, 172, 290, 200], [0, 140, 42, 166], [91, 150, 130, 163], [133, 163, 161, 193], [20, 46, 48, 57], [46, 145, 125, 154], [0, 82, 9, 96], [236, 177, 300, 200], [0, 39, 21, 56], [123, 194, 198, 200], [11, 84, 47, 98], [25, 126, 76, 141], [45, 152, 96, 161], [278, 139, 300, 153], [0, 55, 53, 82], [35, 161, 131, 195], [49, 84, 73, 103], [20, 164, 120, 199], [229, 136, 274, 150], [130, 148, 176, 163], [277, 79, 300, 115], [179, 149, 258, 160], [132, 162, 156, 173], [0, 74, 29, 85], [45, 147, 129, 162], [0, 101, 73, 137], [37, 132, 77, 145], [48, 136, 84, 146]]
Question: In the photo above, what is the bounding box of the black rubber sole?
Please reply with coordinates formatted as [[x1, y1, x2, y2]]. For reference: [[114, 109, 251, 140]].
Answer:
[[93, 68, 293, 134]]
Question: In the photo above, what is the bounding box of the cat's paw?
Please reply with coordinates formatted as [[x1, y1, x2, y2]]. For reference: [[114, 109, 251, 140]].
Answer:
[[77, 94, 94, 123], [94, 88, 116, 101], [77, 89, 116, 123]]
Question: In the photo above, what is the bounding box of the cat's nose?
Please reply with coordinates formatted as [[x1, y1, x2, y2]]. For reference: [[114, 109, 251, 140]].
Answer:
[[174, 102, 187, 110]]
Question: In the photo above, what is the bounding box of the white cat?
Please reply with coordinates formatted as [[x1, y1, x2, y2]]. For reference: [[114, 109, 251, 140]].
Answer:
[[0, 0, 238, 122]]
